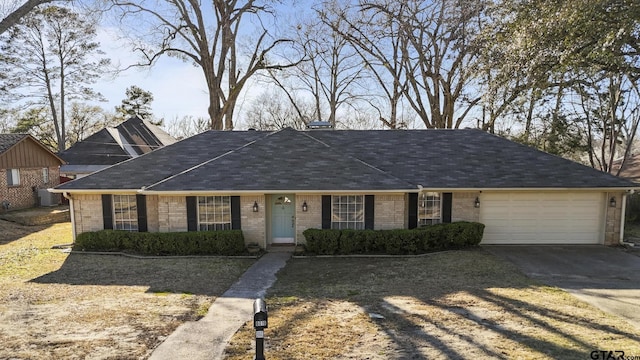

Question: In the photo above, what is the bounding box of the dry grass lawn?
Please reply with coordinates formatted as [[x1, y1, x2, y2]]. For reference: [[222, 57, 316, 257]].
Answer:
[[0, 220, 255, 359], [225, 251, 640, 360]]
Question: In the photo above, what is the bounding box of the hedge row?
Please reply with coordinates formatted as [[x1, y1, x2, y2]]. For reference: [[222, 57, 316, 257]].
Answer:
[[74, 229, 245, 256], [302, 222, 485, 255]]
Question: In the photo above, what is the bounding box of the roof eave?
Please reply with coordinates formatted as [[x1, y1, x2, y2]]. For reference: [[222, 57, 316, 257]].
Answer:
[[49, 186, 640, 195], [48, 188, 141, 194]]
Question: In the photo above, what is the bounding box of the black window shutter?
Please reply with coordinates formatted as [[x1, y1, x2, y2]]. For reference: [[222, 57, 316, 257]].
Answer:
[[408, 193, 418, 229], [186, 196, 198, 231], [136, 194, 148, 232], [102, 194, 113, 230], [364, 195, 375, 230], [231, 196, 241, 230], [442, 192, 453, 223], [321, 195, 331, 229]]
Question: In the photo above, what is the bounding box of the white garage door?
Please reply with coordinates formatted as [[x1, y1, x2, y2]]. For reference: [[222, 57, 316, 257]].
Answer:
[[480, 192, 605, 244]]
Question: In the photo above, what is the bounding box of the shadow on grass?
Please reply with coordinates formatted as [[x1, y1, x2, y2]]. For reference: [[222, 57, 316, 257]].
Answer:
[[31, 252, 255, 296], [0, 221, 47, 246], [251, 249, 640, 359]]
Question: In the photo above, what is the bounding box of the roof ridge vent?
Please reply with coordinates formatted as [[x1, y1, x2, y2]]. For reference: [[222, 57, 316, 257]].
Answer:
[[306, 121, 333, 130]]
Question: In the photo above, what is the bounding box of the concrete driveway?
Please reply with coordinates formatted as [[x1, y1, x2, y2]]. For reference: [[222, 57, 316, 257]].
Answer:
[[485, 245, 640, 330]]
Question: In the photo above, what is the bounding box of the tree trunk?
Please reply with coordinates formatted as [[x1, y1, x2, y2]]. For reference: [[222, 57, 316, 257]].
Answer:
[[0, 0, 56, 34]]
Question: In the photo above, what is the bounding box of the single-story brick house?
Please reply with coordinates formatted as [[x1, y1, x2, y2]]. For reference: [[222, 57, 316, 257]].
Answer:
[[0, 134, 64, 209], [50, 128, 637, 247]]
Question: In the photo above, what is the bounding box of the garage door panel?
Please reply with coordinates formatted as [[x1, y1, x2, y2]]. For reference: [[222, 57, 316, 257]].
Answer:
[[480, 192, 604, 245]]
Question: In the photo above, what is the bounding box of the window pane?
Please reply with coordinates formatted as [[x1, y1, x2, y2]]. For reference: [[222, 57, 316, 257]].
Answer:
[[418, 192, 442, 226], [113, 195, 138, 232], [197, 196, 232, 231], [331, 195, 365, 230]]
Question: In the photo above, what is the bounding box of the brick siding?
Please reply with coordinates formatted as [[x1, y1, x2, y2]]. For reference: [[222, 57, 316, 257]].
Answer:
[[295, 195, 322, 244], [72, 194, 103, 234], [157, 196, 187, 232], [452, 192, 481, 222], [0, 167, 60, 210], [374, 194, 406, 230], [605, 191, 624, 245], [241, 195, 266, 247]]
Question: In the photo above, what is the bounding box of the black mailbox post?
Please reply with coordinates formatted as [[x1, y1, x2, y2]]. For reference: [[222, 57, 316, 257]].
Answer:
[[253, 298, 268, 360]]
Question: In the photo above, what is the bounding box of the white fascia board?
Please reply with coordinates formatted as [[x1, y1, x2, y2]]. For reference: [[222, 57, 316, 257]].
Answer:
[[50, 187, 639, 195], [139, 189, 414, 196], [47, 188, 141, 194], [413, 187, 639, 192]]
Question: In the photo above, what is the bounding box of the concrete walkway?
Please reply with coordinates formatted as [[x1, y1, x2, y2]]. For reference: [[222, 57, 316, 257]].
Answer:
[[149, 252, 291, 360]]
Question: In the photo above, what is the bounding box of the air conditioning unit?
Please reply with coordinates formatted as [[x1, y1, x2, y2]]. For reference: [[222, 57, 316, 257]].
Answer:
[[38, 189, 57, 207]]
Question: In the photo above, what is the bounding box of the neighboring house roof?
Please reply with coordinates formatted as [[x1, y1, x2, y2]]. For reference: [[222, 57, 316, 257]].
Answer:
[[58, 116, 176, 167], [612, 154, 640, 183], [0, 134, 30, 154], [0, 133, 65, 168], [54, 128, 636, 192]]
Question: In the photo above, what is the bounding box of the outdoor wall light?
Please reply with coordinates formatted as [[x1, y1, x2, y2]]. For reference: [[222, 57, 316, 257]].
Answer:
[[610, 197, 616, 208], [474, 197, 481, 208], [253, 201, 259, 212], [302, 201, 308, 212]]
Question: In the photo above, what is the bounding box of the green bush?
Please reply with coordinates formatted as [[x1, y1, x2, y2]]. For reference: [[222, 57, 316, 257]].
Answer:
[[302, 222, 484, 255], [73, 230, 245, 256], [418, 223, 448, 251], [339, 229, 365, 254], [303, 228, 341, 255]]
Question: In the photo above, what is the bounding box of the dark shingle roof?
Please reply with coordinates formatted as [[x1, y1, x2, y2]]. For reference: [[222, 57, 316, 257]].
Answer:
[[56, 128, 636, 191], [148, 128, 413, 191], [57, 130, 267, 190], [58, 116, 176, 165], [0, 134, 28, 154], [310, 130, 635, 188]]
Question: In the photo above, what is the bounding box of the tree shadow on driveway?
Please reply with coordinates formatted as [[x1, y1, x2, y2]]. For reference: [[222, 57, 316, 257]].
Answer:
[[224, 248, 640, 359]]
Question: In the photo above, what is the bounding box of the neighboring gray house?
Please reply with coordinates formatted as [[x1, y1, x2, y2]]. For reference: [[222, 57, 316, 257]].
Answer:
[[51, 128, 636, 247], [58, 116, 176, 178]]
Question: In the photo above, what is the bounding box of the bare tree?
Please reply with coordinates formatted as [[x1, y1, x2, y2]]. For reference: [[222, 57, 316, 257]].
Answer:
[[166, 115, 210, 140], [320, 0, 409, 129], [107, 0, 301, 130], [0, 5, 109, 152], [67, 103, 118, 146], [245, 91, 310, 130], [575, 73, 640, 174], [272, 4, 368, 128]]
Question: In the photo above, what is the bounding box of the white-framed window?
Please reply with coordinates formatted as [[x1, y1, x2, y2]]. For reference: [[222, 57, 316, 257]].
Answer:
[[418, 192, 441, 226], [42, 168, 49, 183], [198, 196, 231, 231], [113, 195, 138, 231], [6, 169, 20, 186], [331, 195, 364, 230]]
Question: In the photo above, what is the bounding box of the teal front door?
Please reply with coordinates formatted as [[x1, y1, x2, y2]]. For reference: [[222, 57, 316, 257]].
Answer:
[[272, 194, 295, 243]]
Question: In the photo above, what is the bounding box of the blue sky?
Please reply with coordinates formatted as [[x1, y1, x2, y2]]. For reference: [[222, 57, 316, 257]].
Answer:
[[92, 1, 307, 130], [94, 26, 212, 125]]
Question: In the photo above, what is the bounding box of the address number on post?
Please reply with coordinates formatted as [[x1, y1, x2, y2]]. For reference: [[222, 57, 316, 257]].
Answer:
[[256, 330, 264, 338], [255, 320, 267, 328]]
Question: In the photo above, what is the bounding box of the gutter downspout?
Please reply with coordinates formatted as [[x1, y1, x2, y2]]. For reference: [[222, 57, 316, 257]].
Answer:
[[620, 190, 636, 245], [63, 192, 76, 243], [620, 193, 627, 245]]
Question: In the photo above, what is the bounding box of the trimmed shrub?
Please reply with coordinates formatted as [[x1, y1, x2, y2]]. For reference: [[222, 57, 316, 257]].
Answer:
[[302, 222, 484, 255], [339, 229, 365, 254], [73, 230, 245, 256], [302, 228, 341, 255], [418, 223, 448, 251]]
